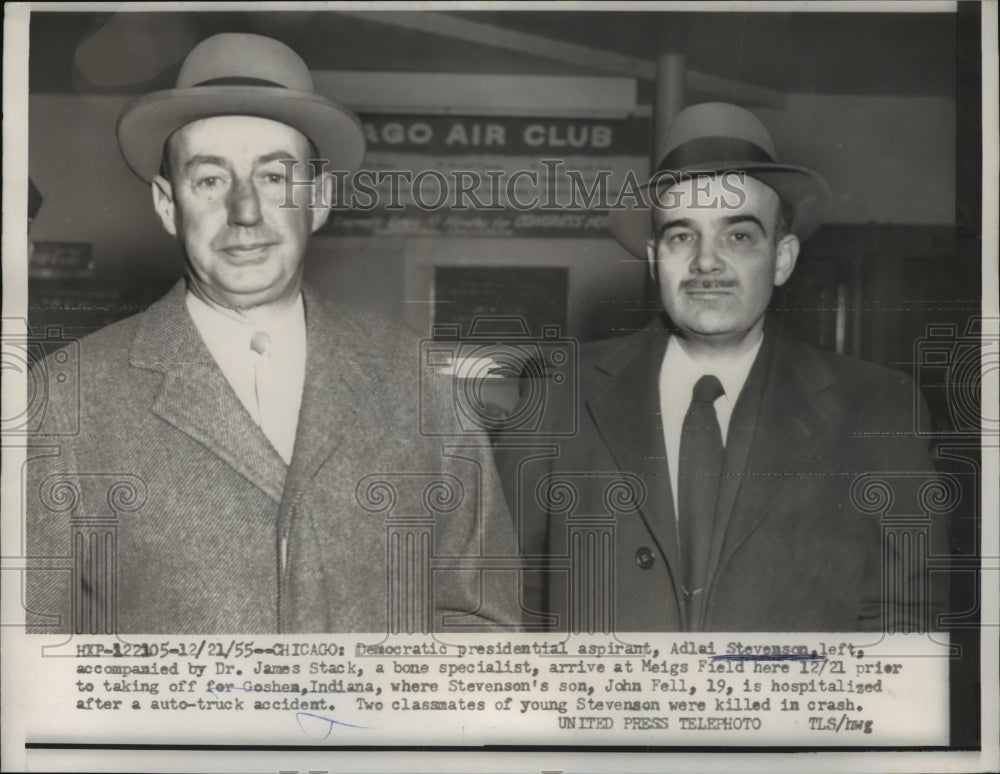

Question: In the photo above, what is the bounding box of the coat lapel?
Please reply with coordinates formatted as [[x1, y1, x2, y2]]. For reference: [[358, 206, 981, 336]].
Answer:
[[279, 288, 366, 513], [712, 330, 837, 577], [692, 334, 772, 630], [131, 280, 287, 503], [584, 323, 687, 622], [274, 290, 372, 631]]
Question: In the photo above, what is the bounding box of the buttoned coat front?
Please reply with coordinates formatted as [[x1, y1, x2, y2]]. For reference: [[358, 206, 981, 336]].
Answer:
[[495, 319, 950, 632], [27, 281, 522, 633]]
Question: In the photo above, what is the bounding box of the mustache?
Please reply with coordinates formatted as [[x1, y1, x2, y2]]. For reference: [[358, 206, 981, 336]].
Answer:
[[213, 231, 281, 250], [680, 278, 738, 290]]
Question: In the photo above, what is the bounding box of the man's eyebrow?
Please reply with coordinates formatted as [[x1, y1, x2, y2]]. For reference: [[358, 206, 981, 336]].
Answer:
[[654, 218, 695, 240], [724, 214, 768, 234], [181, 151, 301, 173], [256, 151, 301, 165], [654, 214, 770, 241], [182, 154, 230, 173]]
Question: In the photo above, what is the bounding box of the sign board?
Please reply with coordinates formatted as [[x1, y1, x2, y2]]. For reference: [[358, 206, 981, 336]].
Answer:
[[322, 114, 651, 238]]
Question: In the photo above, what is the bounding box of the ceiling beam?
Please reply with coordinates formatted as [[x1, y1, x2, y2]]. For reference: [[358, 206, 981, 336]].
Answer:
[[686, 70, 788, 108], [341, 10, 787, 108], [341, 10, 654, 79]]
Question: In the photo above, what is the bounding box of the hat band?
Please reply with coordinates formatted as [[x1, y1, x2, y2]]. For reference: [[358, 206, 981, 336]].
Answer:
[[656, 136, 775, 173], [192, 76, 290, 88]]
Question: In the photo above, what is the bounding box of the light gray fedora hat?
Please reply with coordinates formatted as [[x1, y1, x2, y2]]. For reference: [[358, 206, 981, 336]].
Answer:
[[608, 102, 832, 258], [117, 33, 366, 183]]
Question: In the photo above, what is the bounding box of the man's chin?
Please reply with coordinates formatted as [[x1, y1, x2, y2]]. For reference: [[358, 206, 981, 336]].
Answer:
[[681, 328, 737, 344], [227, 291, 290, 311], [205, 282, 297, 311], [671, 313, 739, 338], [676, 321, 766, 351]]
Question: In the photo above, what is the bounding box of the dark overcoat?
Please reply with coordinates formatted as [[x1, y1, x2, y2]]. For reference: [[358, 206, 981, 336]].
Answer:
[[496, 320, 950, 632]]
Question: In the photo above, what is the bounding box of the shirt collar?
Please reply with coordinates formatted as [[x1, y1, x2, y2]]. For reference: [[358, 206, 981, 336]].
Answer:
[[185, 290, 305, 341], [663, 332, 764, 404]]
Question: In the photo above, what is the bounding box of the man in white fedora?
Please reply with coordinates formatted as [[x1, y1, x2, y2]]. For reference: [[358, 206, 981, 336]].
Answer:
[[27, 33, 521, 633], [499, 102, 949, 632]]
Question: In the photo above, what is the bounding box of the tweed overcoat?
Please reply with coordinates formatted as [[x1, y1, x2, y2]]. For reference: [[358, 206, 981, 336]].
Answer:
[[26, 280, 523, 633]]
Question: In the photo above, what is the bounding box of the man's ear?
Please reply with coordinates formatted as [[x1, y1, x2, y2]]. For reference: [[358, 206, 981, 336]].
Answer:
[[773, 234, 800, 287], [309, 172, 334, 233], [152, 176, 178, 237]]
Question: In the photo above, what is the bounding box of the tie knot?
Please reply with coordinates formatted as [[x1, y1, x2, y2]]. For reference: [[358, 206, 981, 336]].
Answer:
[[692, 374, 724, 404], [250, 331, 272, 356]]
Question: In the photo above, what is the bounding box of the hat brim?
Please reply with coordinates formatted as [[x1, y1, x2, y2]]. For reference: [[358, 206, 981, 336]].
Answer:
[[117, 86, 366, 183], [607, 162, 832, 259]]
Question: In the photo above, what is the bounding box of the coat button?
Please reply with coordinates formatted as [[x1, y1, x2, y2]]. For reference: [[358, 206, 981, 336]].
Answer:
[[635, 546, 655, 569]]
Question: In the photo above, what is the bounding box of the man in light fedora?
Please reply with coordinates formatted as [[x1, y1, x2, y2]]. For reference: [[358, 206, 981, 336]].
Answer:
[[498, 102, 949, 632], [26, 33, 521, 633]]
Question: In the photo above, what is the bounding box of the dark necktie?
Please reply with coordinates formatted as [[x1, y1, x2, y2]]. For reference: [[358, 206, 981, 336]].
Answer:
[[678, 374, 725, 611]]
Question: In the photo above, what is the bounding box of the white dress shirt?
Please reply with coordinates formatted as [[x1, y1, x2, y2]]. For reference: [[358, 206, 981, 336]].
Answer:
[[659, 333, 764, 514], [186, 291, 306, 465]]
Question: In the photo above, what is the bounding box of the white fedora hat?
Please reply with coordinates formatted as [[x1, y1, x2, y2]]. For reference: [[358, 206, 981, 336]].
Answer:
[[608, 102, 831, 258], [117, 33, 366, 183]]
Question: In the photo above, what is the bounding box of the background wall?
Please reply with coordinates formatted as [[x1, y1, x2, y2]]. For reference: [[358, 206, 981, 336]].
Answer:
[[757, 94, 955, 226], [29, 95, 178, 282]]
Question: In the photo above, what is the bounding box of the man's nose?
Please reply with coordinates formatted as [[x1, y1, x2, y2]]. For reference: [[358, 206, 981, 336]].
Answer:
[[226, 177, 263, 226], [690, 235, 723, 273]]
